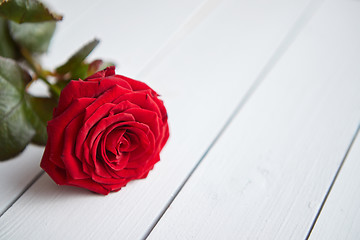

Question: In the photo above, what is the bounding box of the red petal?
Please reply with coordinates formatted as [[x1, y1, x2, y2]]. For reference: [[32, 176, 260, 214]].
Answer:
[[124, 108, 160, 140], [62, 113, 89, 179], [85, 66, 115, 81], [67, 178, 110, 195], [46, 98, 94, 169]]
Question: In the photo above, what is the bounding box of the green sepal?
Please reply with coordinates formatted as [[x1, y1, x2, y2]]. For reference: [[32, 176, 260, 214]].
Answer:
[[70, 63, 89, 80], [56, 39, 99, 75]]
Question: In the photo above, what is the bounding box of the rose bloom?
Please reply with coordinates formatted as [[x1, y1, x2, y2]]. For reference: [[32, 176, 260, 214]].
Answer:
[[41, 66, 169, 195]]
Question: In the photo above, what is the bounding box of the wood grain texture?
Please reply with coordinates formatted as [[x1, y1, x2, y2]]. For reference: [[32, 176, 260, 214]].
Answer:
[[42, 0, 213, 77], [147, 0, 360, 239], [0, 0, 312, 239], [0, 0, 207, 213], [0, 146, 44, 214], [309, 128, 360, 240]]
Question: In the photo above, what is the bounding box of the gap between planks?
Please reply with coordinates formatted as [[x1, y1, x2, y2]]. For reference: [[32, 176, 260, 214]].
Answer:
[[142, 0, 325, 238], [305, 124, 360, 239], [0, 171, 44, 217]]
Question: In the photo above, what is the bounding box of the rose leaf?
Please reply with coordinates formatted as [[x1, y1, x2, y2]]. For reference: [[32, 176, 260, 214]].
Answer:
[[0, 0, 62, 23], [0, 18, 18, 59], [56, 39, 100, 75], [26, 95, 57, 145], [0, 57, 36, 161], [8, 20, 56, 54]]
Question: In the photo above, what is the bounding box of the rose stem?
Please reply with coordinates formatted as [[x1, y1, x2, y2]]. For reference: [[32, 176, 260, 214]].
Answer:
[[20, 47, 61, 99]]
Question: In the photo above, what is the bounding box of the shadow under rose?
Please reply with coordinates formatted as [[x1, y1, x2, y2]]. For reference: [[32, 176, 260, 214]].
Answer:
[[32, 172, 139, 199], [33, 174, 104, 199], [1, 145, 159, 210]]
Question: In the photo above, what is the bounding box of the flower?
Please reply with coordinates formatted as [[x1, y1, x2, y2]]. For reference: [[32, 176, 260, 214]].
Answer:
[[40, 66, 169, 195]]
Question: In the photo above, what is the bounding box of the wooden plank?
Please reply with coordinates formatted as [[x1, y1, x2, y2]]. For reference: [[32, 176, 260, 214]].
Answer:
[[0, 0, 208, 214], [0, 0, 103, 216], [0, 0, 312, 239], [146, 0, 360, 239], [309, 128, 360, 240], [0, 146, 44, 214], [42, 0, 215, 77]]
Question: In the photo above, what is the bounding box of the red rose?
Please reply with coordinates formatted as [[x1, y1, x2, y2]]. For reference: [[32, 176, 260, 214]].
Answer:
[[40, 66, 169, 195]]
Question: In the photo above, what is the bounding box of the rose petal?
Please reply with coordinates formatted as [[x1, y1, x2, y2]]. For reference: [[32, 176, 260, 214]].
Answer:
[[124, 108, 161, 140], [118, 75, 157, 96], [109, 100, 140, 115], [67, 177, 110, 195], [105, 128, 126, 156], [76, 102, 115, 162], [113, 91, 163, 121], [85, 66, 116, 80], [91, 173, 128, 185], [62, 112, 89, 179], [47, 98, 94, 169], [91, 132, 114, 178], [124, 126, 154, 163], [40, 152, 67, 185], [54, 81, 99, 117], [83, 85, 130, 120], [84, 113, 135, 165], [91, 122, 146, 172], [101, 129, 130, 171]]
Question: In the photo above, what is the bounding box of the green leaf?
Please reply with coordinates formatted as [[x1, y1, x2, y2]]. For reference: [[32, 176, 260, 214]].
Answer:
[[0, 99, 36, 160], [70, 62, 89, 80], [8, 20, 56, 54], [56, 39, 99, 75], [26, 95, 57, 145], [0, 56, 35, 161], [0, 17, 18, 58], [0, 0, 62, 23]]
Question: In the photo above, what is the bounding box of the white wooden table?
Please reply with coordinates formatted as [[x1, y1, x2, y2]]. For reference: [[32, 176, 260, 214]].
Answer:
[[1, 0, 360, 239]]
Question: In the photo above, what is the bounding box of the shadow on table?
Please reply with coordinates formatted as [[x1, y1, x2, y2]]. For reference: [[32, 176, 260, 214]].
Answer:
[[33, 174, 103, 199]]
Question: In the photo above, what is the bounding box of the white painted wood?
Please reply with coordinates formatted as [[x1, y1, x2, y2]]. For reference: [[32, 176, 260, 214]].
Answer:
[[42, 0, 213, 77], [309, 129, 360, 240], [147, 0, 360, 239], [0, 0, 312, 239], [0, 1, 103, 215], [0, 0, 208, 213], [0, 146, 44, 214]]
